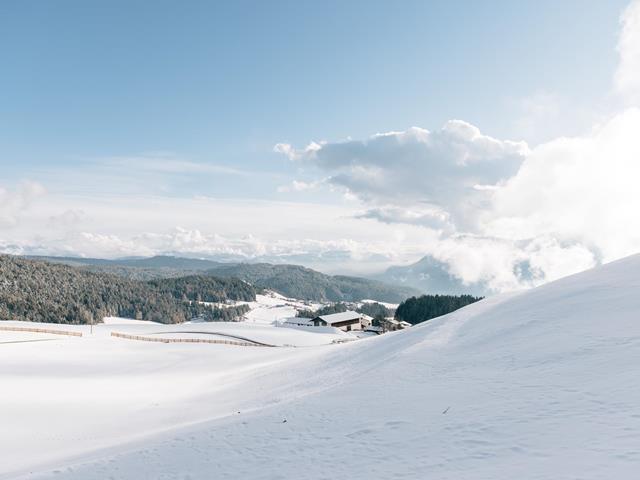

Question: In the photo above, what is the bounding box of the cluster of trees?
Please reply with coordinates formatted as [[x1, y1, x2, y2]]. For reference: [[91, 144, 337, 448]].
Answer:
[[394, 294, 483, 325], [200, 304, 251, 322], [149, 275, 255, 303], [358, 302, 392, 321], [0, 255, 256, 325]]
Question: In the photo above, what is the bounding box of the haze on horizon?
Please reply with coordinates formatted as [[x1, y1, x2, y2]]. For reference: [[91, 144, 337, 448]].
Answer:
[[2, 0, 640, 293]]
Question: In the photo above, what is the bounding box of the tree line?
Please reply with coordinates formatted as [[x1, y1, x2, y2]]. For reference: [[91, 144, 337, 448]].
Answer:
[[394, 294, 483, 325]]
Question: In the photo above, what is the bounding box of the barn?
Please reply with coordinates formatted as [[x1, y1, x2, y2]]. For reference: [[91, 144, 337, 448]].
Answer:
[[311, 311, 365, 332]]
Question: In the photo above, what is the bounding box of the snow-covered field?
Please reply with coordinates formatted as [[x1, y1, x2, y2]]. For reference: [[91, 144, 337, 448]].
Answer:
[[2, 255, 640, 479], [242, 291, 323, 325]]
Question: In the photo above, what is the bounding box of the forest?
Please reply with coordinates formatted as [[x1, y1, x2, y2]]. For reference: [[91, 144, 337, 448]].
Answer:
[[394, 294, 483, 325], [0, 255, 256, 324]]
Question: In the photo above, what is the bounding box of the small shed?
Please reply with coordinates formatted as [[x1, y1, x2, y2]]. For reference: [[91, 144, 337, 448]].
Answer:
[[281, 317, 313, 327], [382, 317, 411, 331]]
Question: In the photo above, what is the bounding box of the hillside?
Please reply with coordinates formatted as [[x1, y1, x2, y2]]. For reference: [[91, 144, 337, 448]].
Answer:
[[206, 262, 420, 302], [3, 254, 640, 479], [0, 255, 255, 324], [32, 255, 421, 303]]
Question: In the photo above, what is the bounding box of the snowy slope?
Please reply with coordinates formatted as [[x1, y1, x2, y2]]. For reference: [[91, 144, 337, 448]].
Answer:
[[242, 291, 324, 325], [3, 254, 640, 479]]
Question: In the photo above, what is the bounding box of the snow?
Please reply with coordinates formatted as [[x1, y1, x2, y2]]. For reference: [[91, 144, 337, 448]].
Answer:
[[102, 316, 162, 325], [3, 255, 640, 479], [359, 299, 399, 309], [316, 310, 361, 324], [242, 291, 324, 325]]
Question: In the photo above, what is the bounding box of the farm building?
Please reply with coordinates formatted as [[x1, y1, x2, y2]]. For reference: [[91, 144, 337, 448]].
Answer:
[[281, 317, 313, 327], [382, 317, 412, 331], [311, 311, 367, 332], [364, 325, 383, 334]]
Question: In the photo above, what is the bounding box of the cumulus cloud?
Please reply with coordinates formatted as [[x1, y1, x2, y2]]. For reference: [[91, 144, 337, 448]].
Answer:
[[278, 122, 529, 230], [486, 108, 640, 264], [274, 141, 323, 161], [0, 181, 46, 228], [277, 111, 640, 291]]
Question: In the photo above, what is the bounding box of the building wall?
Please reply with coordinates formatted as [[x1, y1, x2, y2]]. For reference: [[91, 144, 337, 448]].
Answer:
[[312, 316, 364, 331], [331, 318, 362, 332]]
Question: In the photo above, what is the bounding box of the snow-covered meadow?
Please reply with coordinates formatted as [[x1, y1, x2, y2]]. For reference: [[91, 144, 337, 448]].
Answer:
[[2, 255, 640, 479]]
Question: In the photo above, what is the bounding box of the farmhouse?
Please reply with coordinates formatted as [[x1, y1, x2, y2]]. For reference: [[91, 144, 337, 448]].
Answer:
[[311, 311, 366, 332]]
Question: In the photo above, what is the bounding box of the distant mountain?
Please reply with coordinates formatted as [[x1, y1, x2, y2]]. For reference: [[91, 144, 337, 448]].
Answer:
[[375, 255, 490, 296], [31, 255, 420, 303], [28, 255, 228, 281], [30, 255, 224, 270], [205, 263, 420, 303]]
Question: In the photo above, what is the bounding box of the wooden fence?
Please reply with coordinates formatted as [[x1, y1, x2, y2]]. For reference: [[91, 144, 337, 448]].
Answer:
[[110, 331, 269, 347], [0, 325, 82, 337]]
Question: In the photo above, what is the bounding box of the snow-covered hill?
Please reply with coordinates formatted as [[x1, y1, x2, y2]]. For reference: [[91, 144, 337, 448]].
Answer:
[[3, 254, 640, 479]]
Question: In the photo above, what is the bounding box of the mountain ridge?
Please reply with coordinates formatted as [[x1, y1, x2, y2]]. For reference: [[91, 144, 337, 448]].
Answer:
[[30, 255, 421, 303]]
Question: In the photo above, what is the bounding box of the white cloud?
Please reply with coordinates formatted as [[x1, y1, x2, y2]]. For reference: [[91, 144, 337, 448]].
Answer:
[[277, 110, 640, 291], [0, 191, 435, 275], [615, 0, 640, 104], [0, 181, 46, 228], [486, 108, 640, 264], [426, 235, 597, 293], [278, 122, 529, 230], [274, 142, 323, 161], [0, 225, 429, 275], [268, 0, 640, 292]]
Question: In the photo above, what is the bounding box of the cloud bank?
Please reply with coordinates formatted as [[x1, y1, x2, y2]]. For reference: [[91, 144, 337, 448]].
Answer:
[[274, 0, 640, 291]]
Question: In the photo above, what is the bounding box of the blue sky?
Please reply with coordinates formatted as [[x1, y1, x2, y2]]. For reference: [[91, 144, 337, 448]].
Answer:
[[2, 0, 640, 288], [1, 0, 627, 177]]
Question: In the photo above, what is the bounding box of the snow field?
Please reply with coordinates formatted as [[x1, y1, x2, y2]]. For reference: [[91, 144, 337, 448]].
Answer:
[[3, 255, 640, 479]]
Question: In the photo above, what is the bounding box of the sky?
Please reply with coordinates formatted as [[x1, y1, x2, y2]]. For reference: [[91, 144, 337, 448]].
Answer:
[[1, 0, 639, 290]]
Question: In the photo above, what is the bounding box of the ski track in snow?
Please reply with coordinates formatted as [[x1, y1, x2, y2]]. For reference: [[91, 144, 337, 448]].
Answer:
[[3, 256, 640, 479]]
